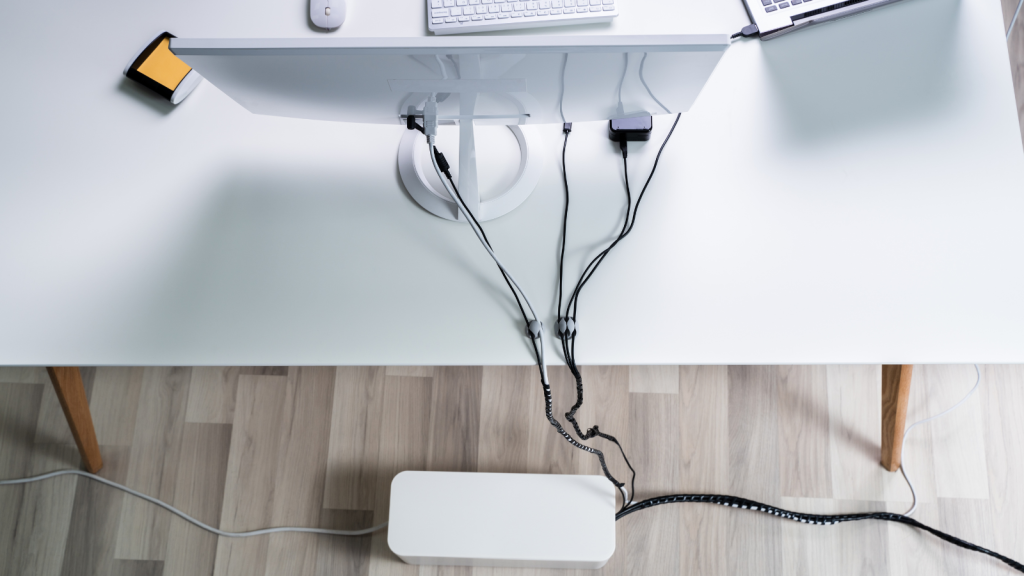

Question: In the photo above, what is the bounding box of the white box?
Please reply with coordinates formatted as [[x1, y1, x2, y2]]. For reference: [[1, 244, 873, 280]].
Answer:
[[387, 471, 616, 569]]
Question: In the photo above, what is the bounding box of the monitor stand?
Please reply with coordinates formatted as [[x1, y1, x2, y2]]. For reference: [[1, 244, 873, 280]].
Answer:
[[397, 55, 545, 222], [397, 121, 544, 222]]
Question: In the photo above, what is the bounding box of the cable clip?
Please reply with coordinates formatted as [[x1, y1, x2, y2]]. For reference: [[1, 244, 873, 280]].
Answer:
[[556, 317, 576, 338], [526, 320, 543, 340]]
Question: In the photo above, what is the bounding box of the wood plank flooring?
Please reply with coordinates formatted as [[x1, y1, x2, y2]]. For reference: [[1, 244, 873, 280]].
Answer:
[[2, 364, 1024, 576]]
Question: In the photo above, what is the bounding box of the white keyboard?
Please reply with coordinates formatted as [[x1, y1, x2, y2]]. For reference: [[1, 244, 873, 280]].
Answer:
[[427, 0, 618, 35]]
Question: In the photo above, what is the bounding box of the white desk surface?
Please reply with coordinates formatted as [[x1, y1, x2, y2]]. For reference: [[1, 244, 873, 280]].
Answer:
[[1, 0, 1022, 366]]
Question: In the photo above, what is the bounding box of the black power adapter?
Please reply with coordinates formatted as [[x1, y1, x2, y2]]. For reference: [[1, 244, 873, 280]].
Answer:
[[608, 116, 653, 157]]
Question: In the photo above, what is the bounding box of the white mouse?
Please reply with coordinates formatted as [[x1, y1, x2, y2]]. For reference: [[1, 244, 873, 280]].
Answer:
[[311, 0, 345, 29]]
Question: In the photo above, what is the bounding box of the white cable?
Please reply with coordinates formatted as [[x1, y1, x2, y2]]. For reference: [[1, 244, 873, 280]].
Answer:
[[0, 470, 388, 537], [899, 364, 981, 517], [427, 134, 551, 389], [1008, 0, 1023, 41]]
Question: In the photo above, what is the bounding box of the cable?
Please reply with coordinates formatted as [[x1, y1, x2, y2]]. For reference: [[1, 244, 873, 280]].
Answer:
[[639, 53, 671, 115], [1009, 0, 1023, 41], [433, 148, 530, 325], [426, 134, 625, 493], [731, 23, 760, 39], [900, 364, 981, 516], [554, 115, 683, 510], [615, 493, 1023, 573], [562, 113, 682, 324], [0, 469, 388, 537]]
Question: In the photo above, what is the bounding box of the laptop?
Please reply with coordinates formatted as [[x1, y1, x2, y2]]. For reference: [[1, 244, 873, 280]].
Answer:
[[743, 0, 907, 39]]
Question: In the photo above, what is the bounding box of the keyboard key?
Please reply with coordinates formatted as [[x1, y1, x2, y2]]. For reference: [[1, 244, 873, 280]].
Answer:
[[513, 2, 525, 9], [472, 14, 483, 19], [445, 16, 457, 21], [459, 15, 470, 20], [470, 0, 480, 3], [457, 0, 467, 5], [582, 6, 594, 11], [539, 8, 549, 13], [432, 17, 443, 23], [498, 12, 509, 17], [511, 11, 523, 16], [565, 0, 575, 6], [451, 7, 462, 14], [501, 4, 511, 10], [526, 10, 537, 15], [553, 0, 563, 5], [432, 8, 448, 15], [526, 1, 538, 8], [590, 0, 600, 5], [603, 5, 613, 9], [779, 2, 789, 7], [444, 0, 455, 5], [489, 5, 499, 11], [485, 13, 496, 18], [765, 4, 776, 10], [792, 0, 802, 4], [551, 8, 561, 13], [432, 0, 443, 6]]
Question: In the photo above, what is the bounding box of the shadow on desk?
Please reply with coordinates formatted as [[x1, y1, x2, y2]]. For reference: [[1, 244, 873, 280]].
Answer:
[[760, 0, 961, 146], [116, 77, 177, 116], [108, 165, 524, 360]]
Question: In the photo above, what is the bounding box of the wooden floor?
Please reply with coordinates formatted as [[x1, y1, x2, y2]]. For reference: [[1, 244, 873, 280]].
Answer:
[[1, 364, 1023, 576]]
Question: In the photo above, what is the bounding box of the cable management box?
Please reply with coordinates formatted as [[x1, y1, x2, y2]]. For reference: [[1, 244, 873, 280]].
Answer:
[[388, 471, 616, 569]]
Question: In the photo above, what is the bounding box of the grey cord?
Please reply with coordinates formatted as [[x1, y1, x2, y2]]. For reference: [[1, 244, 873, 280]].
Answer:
[[559, 53, 568, 123], [1010, 0, 1023, 41], [900, 364, 981, 516], [0, 470, 388, 537], [639, 53, 671, 115]]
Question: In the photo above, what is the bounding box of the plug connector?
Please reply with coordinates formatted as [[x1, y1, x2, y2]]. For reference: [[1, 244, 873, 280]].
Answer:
[[730, 23, 759, 39], [432, 147, 453, 180]]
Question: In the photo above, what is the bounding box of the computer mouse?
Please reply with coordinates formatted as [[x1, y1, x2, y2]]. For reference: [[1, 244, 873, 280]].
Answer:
[[311, 0, 345, 29]]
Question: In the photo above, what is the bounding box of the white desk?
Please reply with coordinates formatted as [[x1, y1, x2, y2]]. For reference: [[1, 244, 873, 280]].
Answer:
[[1, 0, 1022, 366]]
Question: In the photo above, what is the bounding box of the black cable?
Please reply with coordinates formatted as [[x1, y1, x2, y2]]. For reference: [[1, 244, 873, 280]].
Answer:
[[438, 159, 530, 325], [430, 141, 625, 493], [555, 124, 639, 509], [557, 128, 571, 318], [616, 494, 1024, 573], [564, 113, 682, 324], [731, 23, 760, 39], [555, 113, 683, 509]]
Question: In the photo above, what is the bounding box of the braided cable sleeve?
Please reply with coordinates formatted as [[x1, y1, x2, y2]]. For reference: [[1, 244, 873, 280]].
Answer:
[[616, 494, 1024, 573], [527, 337, 623, 490]]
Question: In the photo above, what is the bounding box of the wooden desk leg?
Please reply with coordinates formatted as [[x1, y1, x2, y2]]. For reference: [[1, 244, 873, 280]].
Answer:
[[46, 367, 103, 473], [881, 364, 913, 472]]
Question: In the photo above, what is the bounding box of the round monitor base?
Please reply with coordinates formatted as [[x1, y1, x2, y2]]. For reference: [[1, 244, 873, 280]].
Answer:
[[397, 124, 544, 222]]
